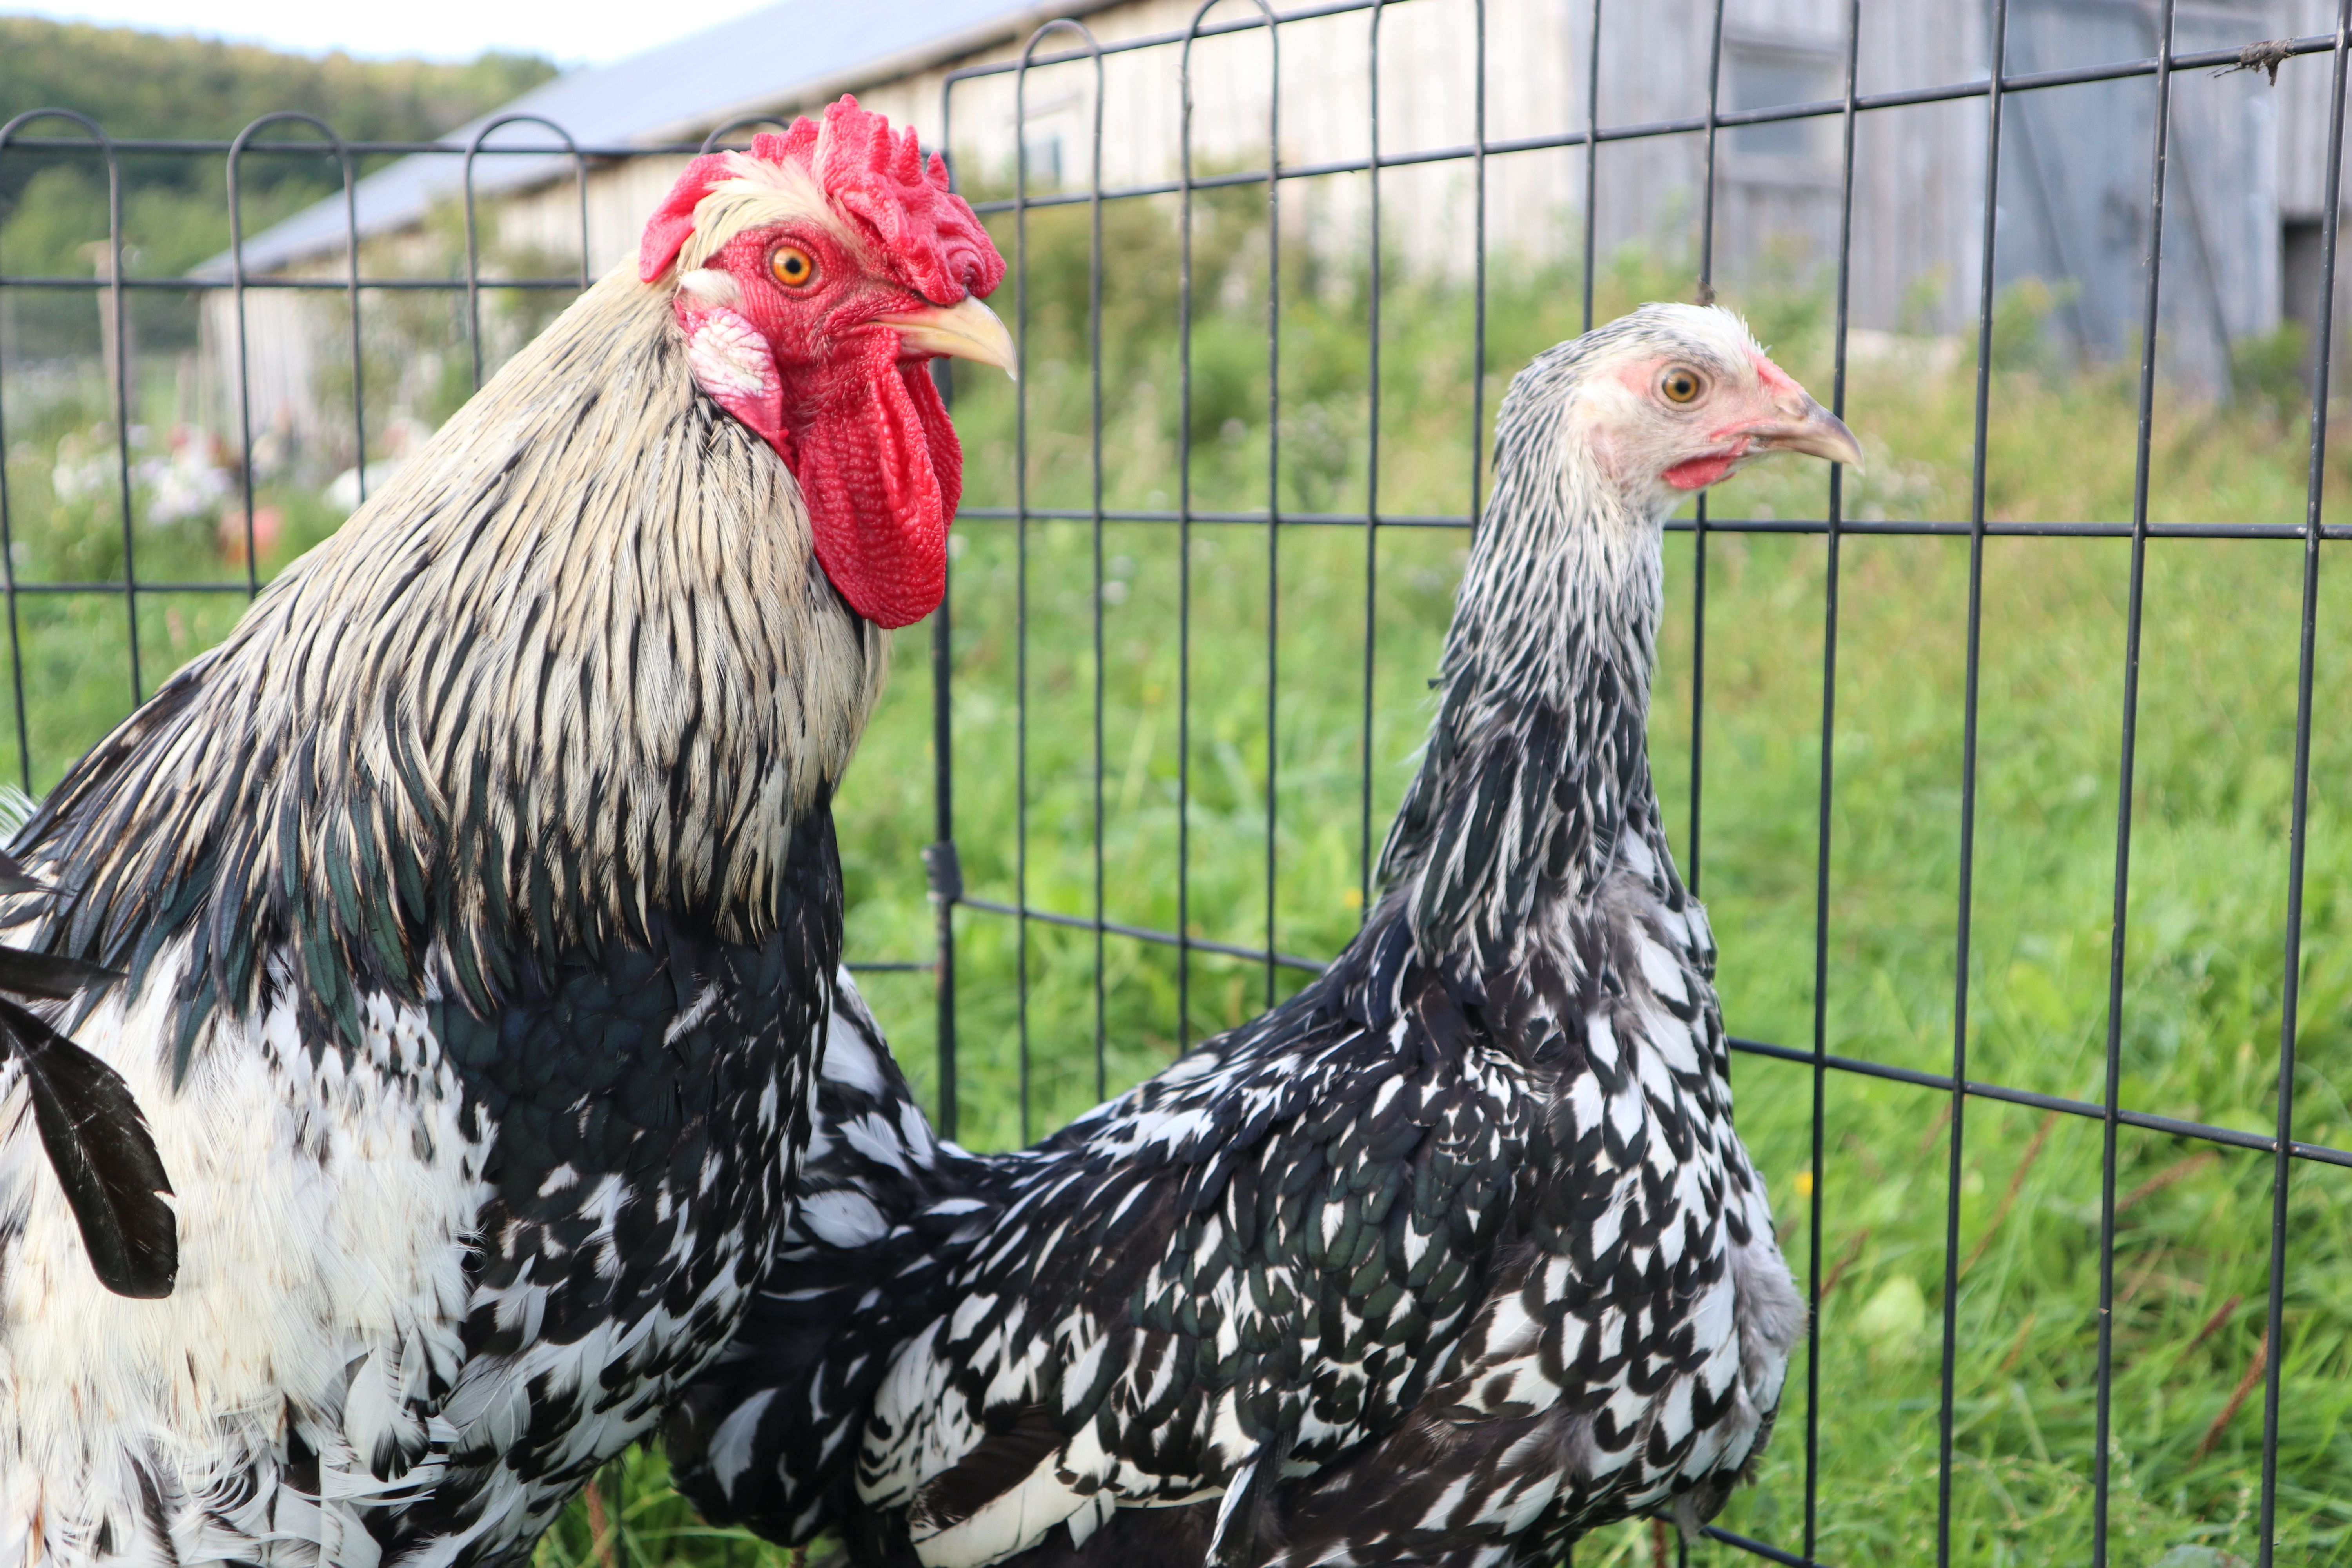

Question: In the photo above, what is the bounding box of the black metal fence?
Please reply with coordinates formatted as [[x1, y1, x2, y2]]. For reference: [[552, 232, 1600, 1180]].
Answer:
[[929, 7, 2347, 1565], [0, 1, 2345, 1563]]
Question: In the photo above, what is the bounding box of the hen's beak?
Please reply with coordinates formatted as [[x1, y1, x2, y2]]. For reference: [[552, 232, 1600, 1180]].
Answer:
[[1753, 394, 1863, 468], [879, 296, 1019, 382]]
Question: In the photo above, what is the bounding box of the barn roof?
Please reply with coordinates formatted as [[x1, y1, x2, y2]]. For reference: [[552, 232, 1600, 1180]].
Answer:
[[202, 0, 1072, 276]]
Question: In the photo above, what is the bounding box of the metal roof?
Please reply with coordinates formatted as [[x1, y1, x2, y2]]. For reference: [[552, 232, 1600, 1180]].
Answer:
[[202, 0, 1067, 277]]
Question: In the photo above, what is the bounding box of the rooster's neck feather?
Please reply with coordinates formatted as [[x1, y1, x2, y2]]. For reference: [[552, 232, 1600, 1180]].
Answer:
[[19, 262, 885, 1047]]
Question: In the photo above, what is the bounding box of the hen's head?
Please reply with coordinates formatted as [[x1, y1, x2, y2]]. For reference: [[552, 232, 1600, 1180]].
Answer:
[[1566, 303, 1860, 511], [641, 95, 1011, 628]]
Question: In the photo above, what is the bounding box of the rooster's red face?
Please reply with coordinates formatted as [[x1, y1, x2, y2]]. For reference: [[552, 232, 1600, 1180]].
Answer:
[[641, 98, 1012, 629], [679, 220, 1012, 434]]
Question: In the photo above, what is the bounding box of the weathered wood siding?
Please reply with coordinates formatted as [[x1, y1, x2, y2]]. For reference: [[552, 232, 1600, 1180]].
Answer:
[[221, 0, 2334, 450]]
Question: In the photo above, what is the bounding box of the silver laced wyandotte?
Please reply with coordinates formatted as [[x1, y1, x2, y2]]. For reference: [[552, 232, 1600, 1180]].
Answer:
[[666, 304, 1863, 1568], [0, 98, 1013, 1566]]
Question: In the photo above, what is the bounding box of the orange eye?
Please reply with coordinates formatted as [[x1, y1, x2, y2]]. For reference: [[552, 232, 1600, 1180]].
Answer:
[[770, 245, 817, 289], [1661, 367, 1704, 404]]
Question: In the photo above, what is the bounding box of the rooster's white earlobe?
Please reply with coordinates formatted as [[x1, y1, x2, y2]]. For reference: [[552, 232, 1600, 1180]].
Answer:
[[682, 307, 785, 445], [677, 268, 746, 310]]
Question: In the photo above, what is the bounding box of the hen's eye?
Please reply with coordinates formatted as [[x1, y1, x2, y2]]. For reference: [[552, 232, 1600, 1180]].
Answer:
[[1661, 367, 1704, 404], [770, 245, 817, 289]]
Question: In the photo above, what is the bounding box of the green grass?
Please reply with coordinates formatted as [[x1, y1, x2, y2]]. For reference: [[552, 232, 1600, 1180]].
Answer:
[[2, 202, 2348, 1564], [819, 219, 2352, 1567]]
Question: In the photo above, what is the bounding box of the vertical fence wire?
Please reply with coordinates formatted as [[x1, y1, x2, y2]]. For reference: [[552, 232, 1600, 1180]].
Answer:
[[1, 113, 146, 706], [0, 109, 70, 789], [11, 114, 161, 708], [1078, 33, 1109, 1104], [931, 504, 960, 1140], [1685, 0, 1728, 897], [1939, 4, 2011, 1563], [1007, 20, 1111, 1130], [227, 113, 359, 595], [1581, 0, 1601, 337], [2, 6, 2344, 1557], [1013, 49, 1036, 1143], [0, 243, 18, 788], [1262, 7, 1283, 1012], [1801, 5, 1865, 1558], [1361, 1, 1387, 915], [99, 123, 136, 705], [701, 115, 791, 152], [2092, 6, 2178, 1561], [461, 114, 589, 395], [1178, 12, 1199, 1052], [337, 133, 366, 512], [934, 91, 964, 1141], [1468, 0, 1487, 533], [2261, 6, 2350, 1561]]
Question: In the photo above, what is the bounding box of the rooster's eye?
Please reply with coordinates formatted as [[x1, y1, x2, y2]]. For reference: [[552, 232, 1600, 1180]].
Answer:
[[1661, 367, 1704, 404], [770, 245, 817, 289]]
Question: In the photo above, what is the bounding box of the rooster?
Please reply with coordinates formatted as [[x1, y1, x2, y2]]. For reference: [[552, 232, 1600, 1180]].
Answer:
[[666, 305, 1861, 1568], [0, 96, 1010, 1567]]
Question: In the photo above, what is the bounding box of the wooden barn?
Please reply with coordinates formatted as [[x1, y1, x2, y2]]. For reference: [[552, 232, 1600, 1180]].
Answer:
[[202, 0, 2328, 467]]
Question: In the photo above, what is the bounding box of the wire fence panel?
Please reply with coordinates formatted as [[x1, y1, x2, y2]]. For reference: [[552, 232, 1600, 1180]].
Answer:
[[930, 6, 2349, 1566], [0, 1, 2345, 1561]]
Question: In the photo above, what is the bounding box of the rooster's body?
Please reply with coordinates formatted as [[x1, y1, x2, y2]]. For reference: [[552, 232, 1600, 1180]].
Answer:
[[670, 306, 1862, 1568], [0, 99, 1008, 1568]]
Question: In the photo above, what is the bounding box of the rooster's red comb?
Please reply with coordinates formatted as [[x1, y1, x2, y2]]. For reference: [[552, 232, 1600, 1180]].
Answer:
[[638, 96, 1003, 303]]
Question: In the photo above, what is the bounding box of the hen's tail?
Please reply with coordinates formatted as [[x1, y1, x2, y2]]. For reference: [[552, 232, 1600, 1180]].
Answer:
[[666, 969, 1003, 1543]]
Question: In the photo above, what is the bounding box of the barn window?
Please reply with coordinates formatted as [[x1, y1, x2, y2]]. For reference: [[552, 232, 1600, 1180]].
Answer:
[[1022, 132, 1062, 191], [1727, 42, 1840, 164]]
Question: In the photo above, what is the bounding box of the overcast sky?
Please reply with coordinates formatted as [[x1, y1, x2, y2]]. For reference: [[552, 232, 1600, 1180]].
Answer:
[[7, 0, 780, 66]]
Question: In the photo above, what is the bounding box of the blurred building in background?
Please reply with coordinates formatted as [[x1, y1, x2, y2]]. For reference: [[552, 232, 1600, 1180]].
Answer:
[[205, 0, 2326, 469]]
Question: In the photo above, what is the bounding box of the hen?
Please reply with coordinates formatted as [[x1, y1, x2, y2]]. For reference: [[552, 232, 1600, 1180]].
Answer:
[[669, 304, 1860, 1568]]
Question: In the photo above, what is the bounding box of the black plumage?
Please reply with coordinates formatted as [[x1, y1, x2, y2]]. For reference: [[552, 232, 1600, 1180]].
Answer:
[[669, 305, 1862, 1568]]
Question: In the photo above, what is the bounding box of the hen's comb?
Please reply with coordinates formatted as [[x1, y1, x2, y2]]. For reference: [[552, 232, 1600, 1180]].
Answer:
[[639, 96, 1003, 303]]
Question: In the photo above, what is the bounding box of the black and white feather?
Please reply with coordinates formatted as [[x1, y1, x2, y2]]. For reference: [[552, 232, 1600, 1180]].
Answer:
[[0, 267, 875, 1567], [0, 805, 176, 1305], [670, 305, 1857, 1568]]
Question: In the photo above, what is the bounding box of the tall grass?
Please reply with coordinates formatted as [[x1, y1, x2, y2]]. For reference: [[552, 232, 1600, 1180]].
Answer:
[[2, 190, 2347, 1564]]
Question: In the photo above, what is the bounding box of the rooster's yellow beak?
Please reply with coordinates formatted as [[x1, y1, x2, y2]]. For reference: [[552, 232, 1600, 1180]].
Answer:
[[879, 296, 1018, 382]]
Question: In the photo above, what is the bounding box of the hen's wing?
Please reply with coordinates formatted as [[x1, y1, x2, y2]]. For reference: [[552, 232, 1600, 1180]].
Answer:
[[848, 943, 1534, 1568], [667, 971, 1007, 1544]]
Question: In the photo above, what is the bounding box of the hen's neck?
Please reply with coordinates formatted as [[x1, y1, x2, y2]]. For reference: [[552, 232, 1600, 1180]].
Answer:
[[1374, 363, 1673, 974]]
